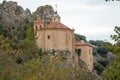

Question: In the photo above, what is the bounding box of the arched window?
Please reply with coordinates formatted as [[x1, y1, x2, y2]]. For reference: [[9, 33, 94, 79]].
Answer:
[[76, 49, 81, 56]]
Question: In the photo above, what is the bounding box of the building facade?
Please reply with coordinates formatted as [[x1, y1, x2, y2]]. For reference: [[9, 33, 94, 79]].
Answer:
[[34, 12, 75, 53], [33, 11, 94, 71], [75, 41, 94, 71]]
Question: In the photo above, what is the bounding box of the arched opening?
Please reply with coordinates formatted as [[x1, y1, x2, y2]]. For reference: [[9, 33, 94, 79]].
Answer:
[[76, 49, 81, 56], [35, 26, 37, 30]]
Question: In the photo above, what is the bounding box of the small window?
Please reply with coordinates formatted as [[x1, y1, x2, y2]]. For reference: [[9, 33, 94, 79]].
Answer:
[[76, 49, 81, 56], [89, 49, 91, 55], [77, 49, 81, 56], [48, 35, 50, 39]]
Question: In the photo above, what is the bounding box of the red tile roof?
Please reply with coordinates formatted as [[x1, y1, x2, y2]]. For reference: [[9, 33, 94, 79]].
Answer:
[[75, 41, 96, 48], [45, 22, 72, 30]]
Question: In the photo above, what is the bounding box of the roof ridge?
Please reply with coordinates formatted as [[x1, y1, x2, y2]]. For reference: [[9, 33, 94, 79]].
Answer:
[[45, 21, 72, 30]]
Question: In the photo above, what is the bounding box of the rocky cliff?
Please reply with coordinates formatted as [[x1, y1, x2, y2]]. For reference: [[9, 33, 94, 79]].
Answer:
[[0, 1, 34, 39], [43, 50, 103, 80], [33, 5, 54, 26], [0, 1, 55, 40], [0, 1, 33, 23]]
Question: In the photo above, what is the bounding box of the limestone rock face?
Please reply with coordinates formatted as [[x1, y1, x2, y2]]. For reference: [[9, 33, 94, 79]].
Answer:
[[2, 1, 18, 14], [44, 51, 103, 80], [20, 8, 33, 23], [0, 1, 54, 39], [0, 1, 34, 39], [33, 5, 55, 26], [0, 1, 33, 25]]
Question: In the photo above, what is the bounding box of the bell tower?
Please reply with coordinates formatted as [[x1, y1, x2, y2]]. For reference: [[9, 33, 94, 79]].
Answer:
[[34, 16, 44, 30], [52, 12, 60, 22], [52, 4, 60, 22]]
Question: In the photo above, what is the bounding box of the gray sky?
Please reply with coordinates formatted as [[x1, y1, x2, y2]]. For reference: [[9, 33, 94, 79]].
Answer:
[[2, 0, 120, 43]]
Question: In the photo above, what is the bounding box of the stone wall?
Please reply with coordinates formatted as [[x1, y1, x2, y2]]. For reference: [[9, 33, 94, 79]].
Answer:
[[36, 28, 74, 53], [75, 45, 93, 71]]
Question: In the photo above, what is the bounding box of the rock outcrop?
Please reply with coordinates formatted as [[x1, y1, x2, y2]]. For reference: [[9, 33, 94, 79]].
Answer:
[[20, 8, 33, 23], [43, 50, 103, 80], [33, 5, 54, 26], [0, 1, 34, 39], [0, 0, 33, 24], [0, 1, 55, 40]]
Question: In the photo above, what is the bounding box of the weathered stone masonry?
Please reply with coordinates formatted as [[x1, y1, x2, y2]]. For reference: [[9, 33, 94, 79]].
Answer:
[[34, 11, 94, 71]]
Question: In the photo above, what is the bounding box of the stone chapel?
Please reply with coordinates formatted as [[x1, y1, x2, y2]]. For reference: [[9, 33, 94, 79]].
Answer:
[[33, 11, 94, 71]]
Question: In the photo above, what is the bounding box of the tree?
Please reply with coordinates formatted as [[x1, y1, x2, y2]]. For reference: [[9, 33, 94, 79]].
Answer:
[[111, 26, 120, 42], [74, 33, 86, 41], [89, 40, 104, 47], [89, 40, 109, 57], [94, 62, 104, 75], [0, 35, 16, 54], [102, 46, 120, 80], [25, 26, 35, 41], [97, 46, 108, 57], [18, 55, 75, 80], [0, 24, 11, 38], [102, 26, 120, 80], [0, 35, 22, 80]]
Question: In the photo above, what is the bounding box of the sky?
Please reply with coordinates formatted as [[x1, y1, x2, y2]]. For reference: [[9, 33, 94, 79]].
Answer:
[[1, 0, 120, 43]]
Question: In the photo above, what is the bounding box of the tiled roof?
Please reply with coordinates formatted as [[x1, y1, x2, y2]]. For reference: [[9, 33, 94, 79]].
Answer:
[[45, 22, 72, 30], [75, 41, 96, 48]]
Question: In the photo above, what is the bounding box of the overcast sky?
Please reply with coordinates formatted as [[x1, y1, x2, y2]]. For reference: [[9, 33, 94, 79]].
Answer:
[[2, 0, 120, 43]]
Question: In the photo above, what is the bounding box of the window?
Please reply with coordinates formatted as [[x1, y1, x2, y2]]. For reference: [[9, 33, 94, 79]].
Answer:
[[77, 49, 81, 56], [48, 35, 50, 39], [89, 49, 91, 55], [75, 49, 81, 56], [40, 25, 41, 28]]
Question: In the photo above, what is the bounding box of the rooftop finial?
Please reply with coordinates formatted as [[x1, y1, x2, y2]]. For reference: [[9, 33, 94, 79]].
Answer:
[[55, 4, 57, 12]]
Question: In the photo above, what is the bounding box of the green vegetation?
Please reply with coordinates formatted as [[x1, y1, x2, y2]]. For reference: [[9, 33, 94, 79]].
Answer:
[[74, 33, 86, 41], [0, 23, 96, 80], [102, 26, 120, 80], [0, 34, 93, 80], [0, 1, 105, 79], [0, 23, 11, 38], [89, 40, 109, 57], [94, 62, 104, 75], [89, 40, 112, 75]]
